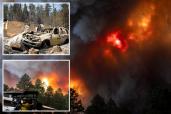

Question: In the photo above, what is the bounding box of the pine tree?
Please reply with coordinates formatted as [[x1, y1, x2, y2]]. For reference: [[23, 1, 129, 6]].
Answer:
[[22, 4, 29, 22], [34, 79, 45, 94], [70, 88, 84, 113], [16, 73, 33, 90], [86, 94, 106, 114], [4, 84, 9, 91], [4, 5, 9, 20]]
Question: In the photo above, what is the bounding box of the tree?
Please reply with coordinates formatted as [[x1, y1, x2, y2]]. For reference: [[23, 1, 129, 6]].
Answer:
[[36, 5, 44, 24], [8, 87, 15, 91], [4, 5, 9, 20], [70, 88, 84, 113], [61, 4, 69, 27], [44, 86, 53, 106], [34, 79, 45, 94], [16, 73, 33, 90], [144, 86, 171, 114], [34, 79, 45, 107], [44, 3, 51, 25], [86, 94, 106, 114], [9, 5, 14, 20], [12, 4, 22, 21], [4, 84, 9, 91], [45, 3, 51, 17], [22, 4, 29, 22], [29, 4, 36, 22], [106, 98, 118, 114], [52, 88, 66, 110], [46, 86, 53, 95]]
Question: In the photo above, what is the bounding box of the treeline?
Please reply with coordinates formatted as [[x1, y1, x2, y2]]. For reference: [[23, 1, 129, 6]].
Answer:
[[71, 88, 171, 114], [4, 74, 171, 113], [4, 3, 69, 28], [4, 73, 69, 110]]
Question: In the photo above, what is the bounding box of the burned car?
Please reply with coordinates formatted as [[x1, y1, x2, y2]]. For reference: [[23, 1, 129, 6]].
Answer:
[[21, 27, 69, 49]]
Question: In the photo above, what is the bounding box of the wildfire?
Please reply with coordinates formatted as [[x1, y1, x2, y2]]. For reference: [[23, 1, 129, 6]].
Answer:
[[107, 31, 128, 52], [42, 78, 49, 90], [70, 70, 89, 97], [127, 2, 155, 41], [70, 79, 84, 95], [33, 71, 69, 94]]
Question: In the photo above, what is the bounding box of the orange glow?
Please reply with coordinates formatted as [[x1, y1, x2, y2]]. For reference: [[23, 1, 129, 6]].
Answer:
[[70, 79, 84, 95], [32, 72, 69, 94], [127, 2, 155, 41], [70, 71, 89, 97], [42, 78, 49, 90], [70, 76, 90, 106]]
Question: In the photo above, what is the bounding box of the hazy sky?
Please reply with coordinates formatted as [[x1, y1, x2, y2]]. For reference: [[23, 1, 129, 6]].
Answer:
[[4, 60, 69, 77]]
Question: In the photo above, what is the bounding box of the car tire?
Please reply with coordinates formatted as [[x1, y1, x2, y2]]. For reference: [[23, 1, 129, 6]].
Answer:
[[41, 40, 50, 49]]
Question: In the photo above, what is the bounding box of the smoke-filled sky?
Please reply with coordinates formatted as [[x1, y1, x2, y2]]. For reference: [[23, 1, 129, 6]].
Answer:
[[4, 61, 69, 93], [1, 0, 171, 113]]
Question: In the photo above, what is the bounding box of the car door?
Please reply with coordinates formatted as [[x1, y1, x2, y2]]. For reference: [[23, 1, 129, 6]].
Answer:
[[50, 28, 62, 46]]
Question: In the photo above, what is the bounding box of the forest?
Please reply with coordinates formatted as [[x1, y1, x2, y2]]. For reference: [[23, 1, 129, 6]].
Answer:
[[4, 73, 69, 110], [3, 73, 171, 113], [3, 3, 69, 28]]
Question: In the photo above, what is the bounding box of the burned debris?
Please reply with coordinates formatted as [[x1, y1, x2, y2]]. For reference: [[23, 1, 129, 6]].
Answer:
[[4, 25, 69, 54]]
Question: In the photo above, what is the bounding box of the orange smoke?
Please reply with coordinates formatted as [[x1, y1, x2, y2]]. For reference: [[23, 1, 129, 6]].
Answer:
[[70, 70, 90, 106], [127, 1, 155, 41], [70, 70, 89, 97]]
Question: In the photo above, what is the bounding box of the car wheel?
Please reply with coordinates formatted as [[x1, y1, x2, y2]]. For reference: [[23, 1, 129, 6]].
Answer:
[[41, 40, 50, 49], [64, 39, 69, 44]]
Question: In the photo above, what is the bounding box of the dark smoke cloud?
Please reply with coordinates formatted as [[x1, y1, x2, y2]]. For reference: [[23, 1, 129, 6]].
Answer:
[[71, 0, 171, 113], [72, 0, 139, 42]]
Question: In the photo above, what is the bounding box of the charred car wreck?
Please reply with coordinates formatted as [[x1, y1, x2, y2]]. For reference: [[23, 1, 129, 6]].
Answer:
[[21, 27, 69, 49]]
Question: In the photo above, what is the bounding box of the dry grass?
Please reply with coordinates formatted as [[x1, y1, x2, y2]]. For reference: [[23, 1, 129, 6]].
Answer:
[[4, 21, 37, 38]]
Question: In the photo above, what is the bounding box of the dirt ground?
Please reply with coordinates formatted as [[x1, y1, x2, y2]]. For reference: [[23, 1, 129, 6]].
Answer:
[[4, 21, 38, 38]]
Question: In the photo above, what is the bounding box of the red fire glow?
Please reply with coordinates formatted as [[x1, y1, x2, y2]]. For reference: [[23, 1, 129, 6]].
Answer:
[[107, 32, 128, 52]]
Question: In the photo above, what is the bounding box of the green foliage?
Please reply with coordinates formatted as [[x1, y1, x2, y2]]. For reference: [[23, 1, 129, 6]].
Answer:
[[4, 5, 9, 20], [86, 94, 121, 114], [86, 94, 106, 114], [4, 84, 9, 91], [15, 73, 69, 110], [16, 73, 33, 90], [22, 4, 29, 22], [34, 79, 45, 94]]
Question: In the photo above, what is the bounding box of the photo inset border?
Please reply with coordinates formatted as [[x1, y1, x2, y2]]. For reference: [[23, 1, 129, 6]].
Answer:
[[2, 60, 70, 112], [2, 2, 70, 56]]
